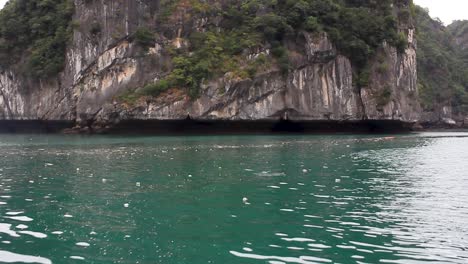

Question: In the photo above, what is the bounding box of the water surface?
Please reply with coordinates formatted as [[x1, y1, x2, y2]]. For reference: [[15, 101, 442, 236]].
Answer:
[[1, 132, 468, 263]]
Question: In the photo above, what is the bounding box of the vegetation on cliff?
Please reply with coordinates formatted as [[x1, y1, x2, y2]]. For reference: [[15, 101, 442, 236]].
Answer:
[[0, 0, 74, 78], [122, 0, 408, 100], [414, 6, 468, 114]]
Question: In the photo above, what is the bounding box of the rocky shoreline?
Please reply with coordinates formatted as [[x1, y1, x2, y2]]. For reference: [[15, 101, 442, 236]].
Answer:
[[2, 119, 465, 135]]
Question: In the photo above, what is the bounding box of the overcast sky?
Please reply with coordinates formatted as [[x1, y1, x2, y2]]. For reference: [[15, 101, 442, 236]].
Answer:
[[414, 0, 468, 25], [0, 0, 467, 25]]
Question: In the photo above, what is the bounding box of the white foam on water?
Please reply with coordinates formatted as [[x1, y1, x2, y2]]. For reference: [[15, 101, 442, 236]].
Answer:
[[268, 186, 280, 189], [2, 241, 11, 244], [1, 196, 11, 198], [76, 242, 90, 247], [280, 209, 294, 212], [275, 233, 288, 237], [243, 247, 253, 252], [64, 214, 73, 218], [51, 231, 63, 235], [16, 224, 28, 229], [0, 201, 6, 205]]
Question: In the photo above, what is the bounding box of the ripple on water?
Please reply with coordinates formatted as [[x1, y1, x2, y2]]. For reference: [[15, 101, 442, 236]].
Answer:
[[18, 231, 47, 239], [76, 242, 90, 247], [229, 251, 332, 264], [6, 216, 33, 222], [0, 250, 51, 264], [0, 223, 19, 237]]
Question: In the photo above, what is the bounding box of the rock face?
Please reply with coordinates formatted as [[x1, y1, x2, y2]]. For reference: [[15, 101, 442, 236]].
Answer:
[[0, 0, 421, 129]]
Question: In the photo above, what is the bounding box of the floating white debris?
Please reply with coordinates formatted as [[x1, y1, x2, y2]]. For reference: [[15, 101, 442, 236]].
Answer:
[[89, 231, 97, 235], [76, 168, 80, 171], [242, 197, 248, 204], [102, 179, 107, 183], [44, 163, 53, 167], [302, 169, 308, 173], [242, 247, 253, 252], [76, 242, 90, 247], [136, 182, 141, 187], [16, 224, 28, 229], [28, 180, 34, 184], [124, 203, 129, 208], [64, 214, 73, 218], [335, 179, 341, 183], [51, 231, 63, 235]]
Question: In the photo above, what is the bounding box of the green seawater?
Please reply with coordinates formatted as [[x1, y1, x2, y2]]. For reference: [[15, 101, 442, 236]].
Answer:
[[1, 132, 468, 264]]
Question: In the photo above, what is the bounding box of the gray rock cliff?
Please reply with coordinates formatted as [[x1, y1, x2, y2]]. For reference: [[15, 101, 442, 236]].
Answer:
[[0, 0, 421, 130]]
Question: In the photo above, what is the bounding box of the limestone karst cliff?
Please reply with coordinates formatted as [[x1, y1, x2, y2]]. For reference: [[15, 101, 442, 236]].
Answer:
[[0, 0, 422, 131]]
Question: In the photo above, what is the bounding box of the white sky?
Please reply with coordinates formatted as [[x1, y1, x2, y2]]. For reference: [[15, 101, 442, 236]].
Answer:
[[413, 0, 468, 25], [0, 0, 467, 25]]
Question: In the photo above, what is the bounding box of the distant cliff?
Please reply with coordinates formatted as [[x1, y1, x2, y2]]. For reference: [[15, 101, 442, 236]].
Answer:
[[415, 7, 468, 126], [0, 0, 422, 131]]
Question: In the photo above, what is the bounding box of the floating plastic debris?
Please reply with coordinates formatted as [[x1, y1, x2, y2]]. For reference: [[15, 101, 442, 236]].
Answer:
[[136, 182, 141, 187], [302, 169, 308, 173], [124, 203, 129, 208]]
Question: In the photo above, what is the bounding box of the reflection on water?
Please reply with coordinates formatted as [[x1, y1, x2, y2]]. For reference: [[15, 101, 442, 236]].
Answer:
[[0, 133, 468, 263]]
